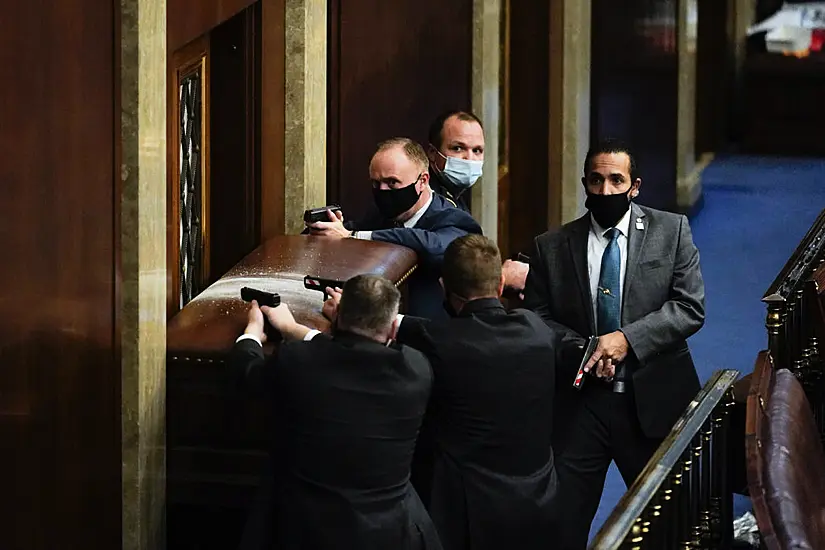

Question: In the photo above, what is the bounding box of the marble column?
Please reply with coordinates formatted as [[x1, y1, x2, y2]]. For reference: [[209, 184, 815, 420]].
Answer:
[[283, 0, 327, 235], [550, 0, 591, 224], [120, 0, 167, 548], [471, 0, 500, 240], [676, 0, 702, 212]]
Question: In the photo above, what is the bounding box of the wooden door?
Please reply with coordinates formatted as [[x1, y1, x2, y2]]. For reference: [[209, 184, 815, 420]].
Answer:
[[0, 1, 120, 548], [327, 0, 474, 221]]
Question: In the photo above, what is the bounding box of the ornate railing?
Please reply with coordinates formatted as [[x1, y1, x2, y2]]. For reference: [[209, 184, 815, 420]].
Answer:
[[762, 208, 825, 374], [762, 208, 825, 437], [589, 369, 739, 550]]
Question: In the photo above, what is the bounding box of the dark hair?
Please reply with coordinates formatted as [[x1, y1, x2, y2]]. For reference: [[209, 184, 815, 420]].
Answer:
[[427, 110, 484, 149], [337, 274, 401, 334], [583, 138, 637, 179], [442, 234, 502, 298]]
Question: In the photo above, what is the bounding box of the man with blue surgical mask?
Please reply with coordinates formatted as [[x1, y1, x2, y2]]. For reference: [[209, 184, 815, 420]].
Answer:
[[427, 110, 530, 295], [426, 110, 485, 213]]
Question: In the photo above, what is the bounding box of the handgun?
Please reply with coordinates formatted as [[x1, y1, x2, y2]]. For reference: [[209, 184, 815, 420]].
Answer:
[[573, 336, 600, 390], [240, 287, 281, 308], [304, 205, 342, 225], [304, 275, 346, 298]]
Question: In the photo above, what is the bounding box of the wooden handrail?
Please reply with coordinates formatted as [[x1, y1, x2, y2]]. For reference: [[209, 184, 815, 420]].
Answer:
[[589, 369, 739, 549]]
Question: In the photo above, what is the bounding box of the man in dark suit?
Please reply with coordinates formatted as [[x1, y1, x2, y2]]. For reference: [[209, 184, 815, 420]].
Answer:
[[522, 138, 706, 549], [308, 137, 481, 319], [425, 110, 530, 294], [230, 274, 442, 550], [323, 235, 559, 550]]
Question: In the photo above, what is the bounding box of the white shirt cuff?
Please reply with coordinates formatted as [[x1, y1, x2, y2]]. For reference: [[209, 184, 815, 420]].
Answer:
[[353, 230, 373, 240], [303, 329, 322, 341], [236, 333, 262, 346]]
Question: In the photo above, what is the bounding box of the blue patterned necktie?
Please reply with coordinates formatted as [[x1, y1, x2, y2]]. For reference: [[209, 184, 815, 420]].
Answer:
[[597, 228, 621, 335]]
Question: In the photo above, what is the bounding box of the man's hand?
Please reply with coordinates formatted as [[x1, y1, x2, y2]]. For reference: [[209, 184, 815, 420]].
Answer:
[[322, 286, 342, 322], [308, 209, 350, 238], [260, 303, 313, 341], [502, 259, 529, 291], [243, 300, 268, 343], [583, 330, 630, 378]]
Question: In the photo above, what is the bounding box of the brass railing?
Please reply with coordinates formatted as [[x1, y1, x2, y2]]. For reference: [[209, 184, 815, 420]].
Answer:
[[589, 369, 739, 550]]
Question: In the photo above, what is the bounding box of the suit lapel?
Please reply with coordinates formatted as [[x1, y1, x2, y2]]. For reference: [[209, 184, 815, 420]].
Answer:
[[622, 203, 648, 322], [567, 215, 596, 334]]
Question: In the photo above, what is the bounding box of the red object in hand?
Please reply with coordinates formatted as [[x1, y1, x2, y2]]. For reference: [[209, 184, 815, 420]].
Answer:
[[812, 30, 825, 52]]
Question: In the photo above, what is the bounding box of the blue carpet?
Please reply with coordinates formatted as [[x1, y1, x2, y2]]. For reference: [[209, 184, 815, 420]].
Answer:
[[590, 155, 825, 541]]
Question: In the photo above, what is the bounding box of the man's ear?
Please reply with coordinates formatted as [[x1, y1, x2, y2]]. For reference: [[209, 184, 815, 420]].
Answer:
[[389, 316, 400, 342], [498, 272, 506, 297], [418, 171, 430, 191], [631, 177, 642, 198]]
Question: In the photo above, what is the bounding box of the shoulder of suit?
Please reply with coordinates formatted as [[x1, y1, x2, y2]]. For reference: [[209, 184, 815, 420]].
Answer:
[[636, 204, 688, 228], [400, 344, 432, 370], [426, 195, 481, 229]]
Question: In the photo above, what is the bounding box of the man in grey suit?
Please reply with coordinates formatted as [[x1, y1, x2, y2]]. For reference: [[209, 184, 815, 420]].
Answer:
[[522, 138, 705, 549]]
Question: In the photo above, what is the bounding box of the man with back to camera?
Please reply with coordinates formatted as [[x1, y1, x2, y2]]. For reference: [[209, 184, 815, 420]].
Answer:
[[522, 138, 706, 549], [230, 274, 442, 550], [307, 137, 481, 319], [322, 234, 560, 550], [426, 109, 530, 295]]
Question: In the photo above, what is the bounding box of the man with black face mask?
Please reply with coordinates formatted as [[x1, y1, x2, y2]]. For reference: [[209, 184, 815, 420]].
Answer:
[[522, 138, 705, 549], [308, 138, 481, 319], [322, 235, 560, 550]]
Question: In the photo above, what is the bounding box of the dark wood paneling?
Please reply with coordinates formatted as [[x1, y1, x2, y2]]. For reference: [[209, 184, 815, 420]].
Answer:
[[507, 0, 551, 254], [168, 0, 258, 52], [260, 0, 286, 239], [327, 0, 473, 221], [0, 0, 119, 548], [208, 5, 262, 282], [590, 0, 679, 211], [696, 0, 735, 155], [740, 54, 825, 157]]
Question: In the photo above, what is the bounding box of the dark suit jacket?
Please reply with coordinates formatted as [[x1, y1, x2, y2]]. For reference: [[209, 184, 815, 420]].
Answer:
[[349, 193, 482, 319], [428, 170, 470, 213], [523, 202, 705, 439], [396, 298, 559, 550], [229, 331, 442, 550]]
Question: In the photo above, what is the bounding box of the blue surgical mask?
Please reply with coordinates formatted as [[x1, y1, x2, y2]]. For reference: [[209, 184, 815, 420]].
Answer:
[[440, 154, 483, 190]]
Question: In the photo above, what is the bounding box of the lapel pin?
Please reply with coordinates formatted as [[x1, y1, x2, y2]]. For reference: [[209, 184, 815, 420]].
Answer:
[[635, 217, 644, 230]]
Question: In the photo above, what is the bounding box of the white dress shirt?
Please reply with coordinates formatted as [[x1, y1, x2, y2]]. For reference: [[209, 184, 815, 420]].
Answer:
[[587, 208, 632, 327], [234, 314, 407, 345], [353, 189, 434, 240]]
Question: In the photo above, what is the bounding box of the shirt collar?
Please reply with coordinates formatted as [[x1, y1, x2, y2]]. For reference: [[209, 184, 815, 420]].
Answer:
[[404, 189, 433, 228], [590, 206, 632, 239]]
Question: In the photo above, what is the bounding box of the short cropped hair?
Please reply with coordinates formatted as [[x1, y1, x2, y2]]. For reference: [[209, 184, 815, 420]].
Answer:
[[584, 138, 638, 180], [427, 110, 484, 149], [442, 234, 502, 297], [375, 137, 429, 173], [337, 274, 401, 334]]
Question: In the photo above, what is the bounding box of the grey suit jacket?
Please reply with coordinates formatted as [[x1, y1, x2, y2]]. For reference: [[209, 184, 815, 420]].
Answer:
[[523, 202, 705, 438]]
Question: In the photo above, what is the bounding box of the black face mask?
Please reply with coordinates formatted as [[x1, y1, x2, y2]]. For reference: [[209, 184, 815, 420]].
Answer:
[[585, 189, 632, 228], [372, 178, 422, 220]]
